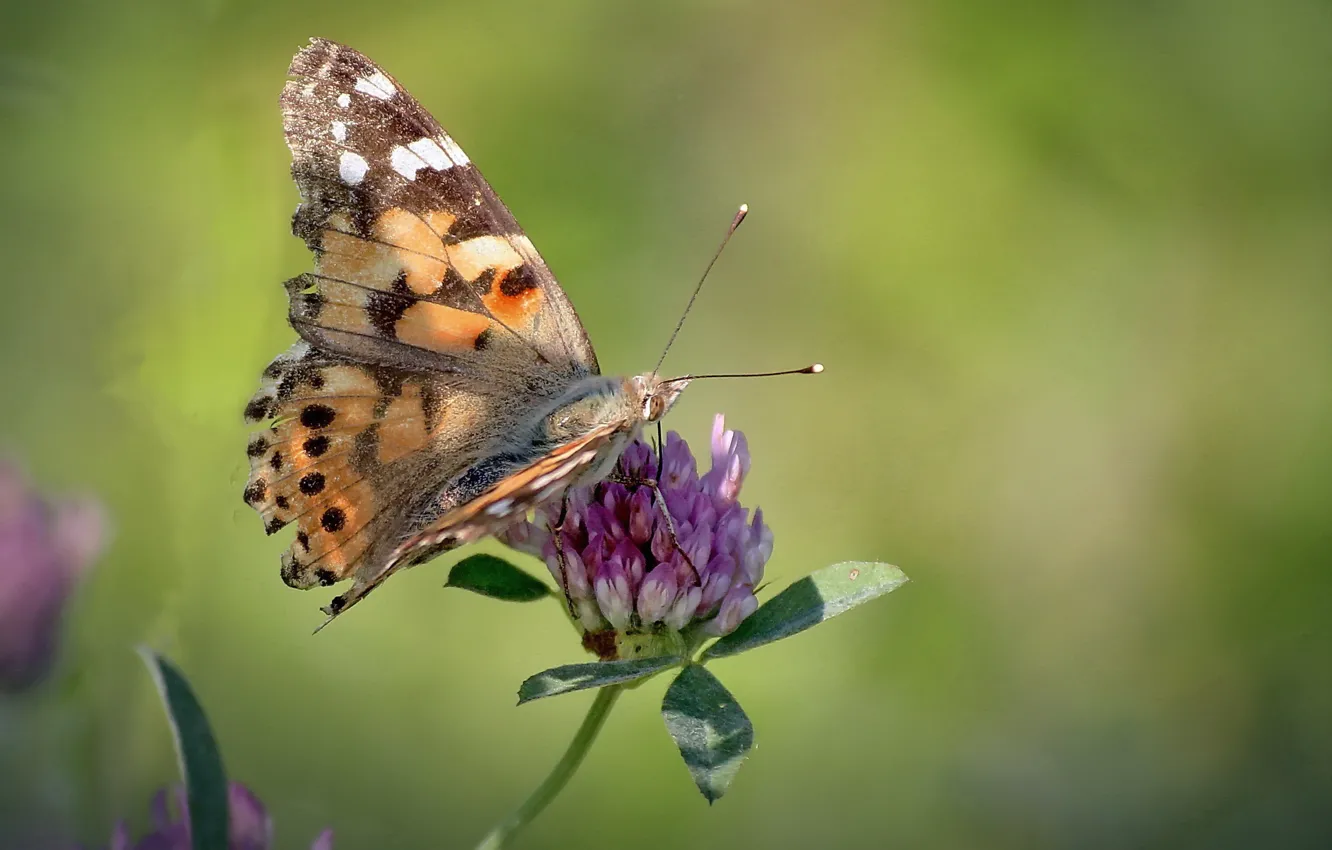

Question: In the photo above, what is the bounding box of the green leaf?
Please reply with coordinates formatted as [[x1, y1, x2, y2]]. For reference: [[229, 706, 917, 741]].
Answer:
[[518, 656, 682, 704], [661, 664, 753, 802], [138, 648, 229, 850], [703, 561, 908, 660], [445, 554, 552, 602]]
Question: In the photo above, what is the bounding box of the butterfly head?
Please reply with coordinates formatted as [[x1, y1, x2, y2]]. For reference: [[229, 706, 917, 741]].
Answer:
[[630, 374, 689, 424]]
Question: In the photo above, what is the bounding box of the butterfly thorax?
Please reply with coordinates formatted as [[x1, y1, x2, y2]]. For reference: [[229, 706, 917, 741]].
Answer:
[[519, 373, 687, 486]]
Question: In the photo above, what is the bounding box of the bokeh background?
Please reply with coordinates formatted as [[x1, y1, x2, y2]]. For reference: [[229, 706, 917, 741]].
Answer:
[[3, 0, 1331, 847]]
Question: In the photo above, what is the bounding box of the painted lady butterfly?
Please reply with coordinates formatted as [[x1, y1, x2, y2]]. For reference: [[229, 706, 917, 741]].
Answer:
[[240, 37, 706, 627]]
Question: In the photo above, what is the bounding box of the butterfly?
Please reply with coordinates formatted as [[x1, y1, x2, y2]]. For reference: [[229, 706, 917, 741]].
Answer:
[[240, 37, 708, 626]]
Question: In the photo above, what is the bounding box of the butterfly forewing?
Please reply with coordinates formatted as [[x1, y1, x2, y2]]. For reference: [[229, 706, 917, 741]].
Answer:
[[280, 37, 598, 381]]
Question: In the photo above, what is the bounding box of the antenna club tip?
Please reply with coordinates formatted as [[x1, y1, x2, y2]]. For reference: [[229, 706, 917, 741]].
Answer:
[[738, 203, 749, 213], [808, 363, 824, 374]]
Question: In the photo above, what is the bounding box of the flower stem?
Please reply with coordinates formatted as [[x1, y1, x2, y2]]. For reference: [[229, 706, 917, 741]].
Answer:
[[475, 685, 623, 850]]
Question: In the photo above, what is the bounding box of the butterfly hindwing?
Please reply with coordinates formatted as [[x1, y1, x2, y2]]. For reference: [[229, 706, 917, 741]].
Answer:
[[243, 342, 494, 591], [281, 38, 598, 383]]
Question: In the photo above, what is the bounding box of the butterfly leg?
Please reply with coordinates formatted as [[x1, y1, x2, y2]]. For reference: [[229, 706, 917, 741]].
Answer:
[[605, 468, 701, 584], [552, 490, 571, 529], [547, 492, 580, 620], [645, 480, 701, 584]]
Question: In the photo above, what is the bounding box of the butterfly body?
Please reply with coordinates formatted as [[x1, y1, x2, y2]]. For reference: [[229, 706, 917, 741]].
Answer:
[[243, 38, 687, 622]]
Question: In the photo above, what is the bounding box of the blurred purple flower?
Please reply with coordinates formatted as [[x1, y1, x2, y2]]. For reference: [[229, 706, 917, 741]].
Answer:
[[0, 459, 107, 692], [502, 415, 772, 655], [97, 782, 333, 850]]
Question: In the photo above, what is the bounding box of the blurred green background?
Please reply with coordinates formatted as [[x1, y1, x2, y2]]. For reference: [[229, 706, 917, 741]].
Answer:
[[3, 0, 1331, 847]]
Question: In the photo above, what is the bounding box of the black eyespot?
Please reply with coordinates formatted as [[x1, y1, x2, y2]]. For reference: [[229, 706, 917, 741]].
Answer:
[[303, 435, 330, 457], [296, 289, 325, 320], [320, 506, 346, 533], [315, 568, 337, 586], [244, 396, 273, 422], [498, 264, 538, 296], [243, 480, 267, 505], [276, 371, 300, 400], [300, 404, 336, 428], [280, 555, 305, 588], [299, 472, 326, 495]]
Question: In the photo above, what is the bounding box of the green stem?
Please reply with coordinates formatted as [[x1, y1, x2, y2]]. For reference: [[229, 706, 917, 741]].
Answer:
[[475, 685, 623, 850]]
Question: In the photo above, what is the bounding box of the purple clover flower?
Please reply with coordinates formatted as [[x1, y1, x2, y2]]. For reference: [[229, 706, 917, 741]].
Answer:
[[0, 459, 106, 692], [98, 783, 333, 850], [503, 415, 772, 658]]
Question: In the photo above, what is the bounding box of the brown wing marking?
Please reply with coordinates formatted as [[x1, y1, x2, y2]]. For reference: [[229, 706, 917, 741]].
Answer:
[[313, 427, 619, 627]]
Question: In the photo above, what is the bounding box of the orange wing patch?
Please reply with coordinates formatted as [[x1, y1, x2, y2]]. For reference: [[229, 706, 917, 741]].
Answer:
[[451, 235, 545, 327], [394, 300, 489, 353], [318, 210, 455, 297], [302, 207, 546, 356]]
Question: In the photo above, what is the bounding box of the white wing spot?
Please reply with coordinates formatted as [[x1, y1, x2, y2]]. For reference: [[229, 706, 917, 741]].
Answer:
[[407, 137, 451, 170], [338, 151, 368, 185], [336, 92, 351, 109], [439, 135, 470, 166], [354, 71, 395, 100], [331, 121, 347, 143], [389, 145, 428, 180]]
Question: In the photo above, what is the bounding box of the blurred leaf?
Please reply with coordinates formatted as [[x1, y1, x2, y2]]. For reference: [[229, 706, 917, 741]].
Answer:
[[445, 554, 552, 602], [518, 656, 682, 704], [703, 561, 908, 660], [661, 664, 753, 803], [138, 648, 229, 850]]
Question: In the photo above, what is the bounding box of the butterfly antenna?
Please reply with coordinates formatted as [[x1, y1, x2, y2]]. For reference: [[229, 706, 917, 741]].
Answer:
[[654, 203, 749, 375], [665, 363, 824, 383]]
